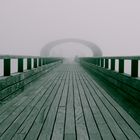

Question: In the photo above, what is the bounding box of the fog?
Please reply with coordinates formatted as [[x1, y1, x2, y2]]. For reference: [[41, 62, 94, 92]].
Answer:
[[0, 0, 140, 57]]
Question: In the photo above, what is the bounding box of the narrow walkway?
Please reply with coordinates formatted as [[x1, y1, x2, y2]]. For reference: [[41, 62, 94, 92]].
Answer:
[[0, 64, 140, 140]]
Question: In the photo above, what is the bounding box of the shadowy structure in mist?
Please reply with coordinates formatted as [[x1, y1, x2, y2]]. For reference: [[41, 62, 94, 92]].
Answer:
[[40, 38, 103, 57]]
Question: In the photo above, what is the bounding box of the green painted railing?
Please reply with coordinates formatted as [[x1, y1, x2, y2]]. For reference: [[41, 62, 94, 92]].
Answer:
[[0, 55, 63, 76], [79, 56, 140, 77]]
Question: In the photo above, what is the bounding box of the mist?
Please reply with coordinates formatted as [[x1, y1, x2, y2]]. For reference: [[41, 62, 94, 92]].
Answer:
[[0, 0, 140, 57]]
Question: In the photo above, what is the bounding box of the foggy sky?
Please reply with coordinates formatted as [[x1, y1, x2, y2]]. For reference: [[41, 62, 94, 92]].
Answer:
[[0, 0, 140, 57]]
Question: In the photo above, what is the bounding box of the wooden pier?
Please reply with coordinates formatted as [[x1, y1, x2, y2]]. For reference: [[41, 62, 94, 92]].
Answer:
[[0, 64, 140, 140]]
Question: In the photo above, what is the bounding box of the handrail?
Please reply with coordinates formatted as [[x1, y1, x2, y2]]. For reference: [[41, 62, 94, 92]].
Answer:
[[80, 55, 140, 60], [0, 54, 63, 59], [0, 55, 63, 76], [79, 55, 140, 77], [0, 55, 40, 59]]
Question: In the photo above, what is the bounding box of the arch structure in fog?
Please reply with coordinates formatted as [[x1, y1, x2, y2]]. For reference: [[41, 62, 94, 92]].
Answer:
[[40, 38, 103, 57]]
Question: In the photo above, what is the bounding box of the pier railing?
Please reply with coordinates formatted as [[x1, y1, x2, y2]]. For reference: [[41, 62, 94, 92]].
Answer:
[[0, 55, 63, 76], [0, 55, 63, 100], [79, 56, 140, 106], [79, 56, 140, 77]]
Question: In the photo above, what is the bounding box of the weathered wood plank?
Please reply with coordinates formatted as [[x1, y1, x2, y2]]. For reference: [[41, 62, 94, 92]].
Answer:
[[51, 72, 69, 140], [79, 69, 128, 140], [77, 71, 114, 140], [22, 72, 65, 140], [82, 70, 140, 139], [0, 70, 58, 115], [0, 73, 62, 140], [64, 71, 76, 140], [38, 72, 67, 140], [73, 71, 89, 140], [0, 64, 139, 140], [10, 72, 61, 140], [76, 71, 102, 140], [0, 72, 58, 125]]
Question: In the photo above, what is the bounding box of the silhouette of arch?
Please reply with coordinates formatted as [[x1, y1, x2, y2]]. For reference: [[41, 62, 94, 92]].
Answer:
[[40, 38, 102, 57]]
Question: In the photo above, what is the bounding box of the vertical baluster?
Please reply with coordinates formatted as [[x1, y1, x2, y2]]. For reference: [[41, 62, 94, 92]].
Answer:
[[4, 58, 11, 76], [18, 58, 23, 72], [45, 58, 48, 64], [119, 59, 124, 73], [98, 58, 100, 66], [39, 58, 42, 66], [131, 59, 138, 77], [105, 59, 109, 69], [101, 58, 104, 67], [43, 58, 45, 65], [41, 58, 43, 65], [27, 58, 32, 70], [96, 58, 99, 66], [100, 58, 101, 67], [34, 58, 37, 68], [111, 59, 115, 70]]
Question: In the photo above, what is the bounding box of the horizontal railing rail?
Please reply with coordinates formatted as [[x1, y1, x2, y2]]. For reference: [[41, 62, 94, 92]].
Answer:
[[0, 55, 63, 76], [79, 56, 140, 77], [82, 56, 140, 60]]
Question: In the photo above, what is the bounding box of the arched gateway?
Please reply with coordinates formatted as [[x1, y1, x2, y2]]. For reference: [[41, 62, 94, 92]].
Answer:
[[40, 38, 102, 57]]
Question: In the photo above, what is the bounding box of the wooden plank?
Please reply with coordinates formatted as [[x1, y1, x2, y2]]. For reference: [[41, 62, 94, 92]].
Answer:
[[75, 70, 102, 140], [37, 72, 67, 140], [51, 72, 69, 140], [0, 64, 139, 140], [0, 69, 58, 114], [0, 87, 42, 136], [73, 71, 89, 140], [23, 72, 65, 140], [0, 71, 58, 120], [0, 72, 62, 140], [0, 72, 58, 125], [83, 69, 140, 139], [79, 68, 128, 140], [77, 71, 114, 140], [0, 71, 60, 138], [64, 71, 76, 140], [92, 84, 140, 139], [10, 72, 61, 140]]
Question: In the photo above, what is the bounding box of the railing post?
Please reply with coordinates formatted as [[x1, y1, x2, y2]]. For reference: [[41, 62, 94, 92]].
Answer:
[[99, 58, 101, 66], [96, 59, 98, 66], [42, 58, 43, 65], [4, 58, 11, 76], [39, 58, 42, 66], [111, 59, 115, 70], [41, 58, 43, 65], [43, 58, 45, 65], [34, 58, 37, 68], [98, 58, 101, 66], [101, 58, 104, 67], [131, 60, 138, 77], [94, 59, 96, 65], [27, 58, 32, 70], [96, 59, 99, 66], [45, 58, 47, 64], [105, 59, 109, 69], [119, 59, 124, 73], [18, 58, 23, 72]]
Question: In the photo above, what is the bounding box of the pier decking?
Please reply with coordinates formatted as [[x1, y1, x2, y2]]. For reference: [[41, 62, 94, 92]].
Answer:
[[0, 64, 140, 140]]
